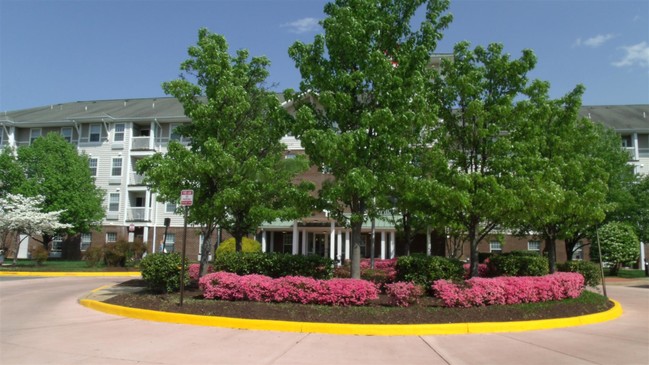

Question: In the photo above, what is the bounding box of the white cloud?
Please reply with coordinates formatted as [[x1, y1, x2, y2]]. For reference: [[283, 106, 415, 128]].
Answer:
[[612, 41, 649, 68], [578, 34, 615, 48], [281, 17, 320, 34]]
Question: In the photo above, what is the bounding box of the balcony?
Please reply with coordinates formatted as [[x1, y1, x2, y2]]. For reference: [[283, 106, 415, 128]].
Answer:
[[131, 136, 152, 150], [639, 148, 649, 158], [129, 173, 146, 186], [127, 207, 150, 222]]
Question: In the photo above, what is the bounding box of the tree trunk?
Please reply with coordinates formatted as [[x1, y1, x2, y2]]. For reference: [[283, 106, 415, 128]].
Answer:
[[370, 216, 375, 269], [545, 236, 557, 273], [234, 233, 243, 253], [403, 212, 411, 257], [468, 222, 479, 278], [199, 226, 214, 277], [350, 220, 362, 279]]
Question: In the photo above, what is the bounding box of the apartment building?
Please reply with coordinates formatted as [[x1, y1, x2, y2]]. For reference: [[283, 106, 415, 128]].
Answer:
[[1, 100, 647, 262]]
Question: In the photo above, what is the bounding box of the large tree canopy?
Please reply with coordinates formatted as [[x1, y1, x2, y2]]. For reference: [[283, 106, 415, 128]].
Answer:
[[137, 28, 313, 276], [287, 0, 452, 278], [434, 41, 540, 277], [14, 133, 104, 247]]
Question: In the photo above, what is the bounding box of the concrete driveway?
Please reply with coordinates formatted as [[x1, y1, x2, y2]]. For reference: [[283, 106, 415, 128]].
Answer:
[[1, 276, 648, 365]]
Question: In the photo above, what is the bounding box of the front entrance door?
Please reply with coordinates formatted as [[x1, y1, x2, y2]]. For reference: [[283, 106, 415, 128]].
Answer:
[[309, 233, 326, 256]]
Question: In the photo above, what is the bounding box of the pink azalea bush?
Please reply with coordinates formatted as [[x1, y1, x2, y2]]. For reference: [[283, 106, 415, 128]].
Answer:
[[188, 263, 215, 281], [199, 271, 379, 306], [385, 282, 424, 307], [463, 263, 490, 278], [432, 272, 585, 308], [335, 258, 398, 287]]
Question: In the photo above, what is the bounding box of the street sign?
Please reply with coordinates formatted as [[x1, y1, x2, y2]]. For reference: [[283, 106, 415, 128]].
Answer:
[[128, 224, 135, 232], [180, 189, 194, 206]]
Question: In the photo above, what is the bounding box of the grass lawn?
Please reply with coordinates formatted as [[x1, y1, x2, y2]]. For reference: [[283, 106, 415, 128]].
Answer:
[[0, 259, 137, 272]]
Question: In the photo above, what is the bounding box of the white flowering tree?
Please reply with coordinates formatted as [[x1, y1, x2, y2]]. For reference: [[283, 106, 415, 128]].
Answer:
[[0, 194, 71, 264]]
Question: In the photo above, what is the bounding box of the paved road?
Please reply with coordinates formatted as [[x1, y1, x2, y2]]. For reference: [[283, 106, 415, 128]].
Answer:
[[1, 276, 648, 365]]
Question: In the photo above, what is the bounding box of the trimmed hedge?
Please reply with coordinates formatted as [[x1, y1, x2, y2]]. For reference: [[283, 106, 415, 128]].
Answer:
[[395, 254, 464, 288], [432, 272, 585, 308], [557, 260, 601, 287], [213, 252, 334, 279], [140, 252, 189, 293], [215, 237, 261, 256], [488, 251, 549, 277], [199, 271, 379, 306]]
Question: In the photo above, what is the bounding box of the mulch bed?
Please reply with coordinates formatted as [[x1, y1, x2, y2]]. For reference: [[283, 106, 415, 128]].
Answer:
[[104, 279, 614, 325]]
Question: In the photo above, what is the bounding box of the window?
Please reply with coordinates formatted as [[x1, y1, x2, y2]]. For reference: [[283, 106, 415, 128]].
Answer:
[[572, 244, 584, 260], [81, 233, 92, 251], [88, 158, 98, 177], [113, 123, 125, 142], [170, 123, 182, 141], [489, 241, 502, 253], [51, 236, 63, 253], [89, 124, 101, 142], [109, 193, 120, 212], [285, 153, 296, 159], [61, 127, 73, 142], [528, 240, 541, 252], [282, 233, 293, 253], [106, 232, 117, 243], [30, 128, 41, 144], [111, 158, 122, 176], [163, 233, 176, 253], [165, 202, 177, 213]]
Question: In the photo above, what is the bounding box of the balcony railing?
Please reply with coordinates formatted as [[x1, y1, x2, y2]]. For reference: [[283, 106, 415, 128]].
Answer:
[[131, 136, 151, 150], [127, 207, 149, 221], [129, 173, 146, 185], [639, 148, 649, 158]]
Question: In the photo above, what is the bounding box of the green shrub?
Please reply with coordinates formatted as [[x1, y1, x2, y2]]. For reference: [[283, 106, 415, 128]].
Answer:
[[140, 252, 189, 293], [83, 245, 104, 267], [590, 222, 640, 276], [489, 251, 549, 277], [213, 252, 334, 279], [215, 237, 262, 256], [103, 240, 147, 267], [558, 261, 601, 287], [30, 245, 49, 265], [396, 254, 464, 288]]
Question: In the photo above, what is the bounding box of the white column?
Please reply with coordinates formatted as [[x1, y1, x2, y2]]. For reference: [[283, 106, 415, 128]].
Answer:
[[292, 222, 299, 255], [345, 230, 351, 261], [426, 226, 432, 256], [640, 241, 646, 272], [633, 133, 640, 160], [269, 232, 274, 253], [380, 231, 386, 259], [389, 231, 396, 259], [330, 221, 336, 261], [302, 230, 308, 255], [336, 230, 342, 264], [261, 229, 266, 253]]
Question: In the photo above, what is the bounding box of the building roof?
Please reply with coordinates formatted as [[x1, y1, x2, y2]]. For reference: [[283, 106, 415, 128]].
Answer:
[[2, 98, 648, 132], [580, 104, 649, 132], [0, 98, 189, 127]]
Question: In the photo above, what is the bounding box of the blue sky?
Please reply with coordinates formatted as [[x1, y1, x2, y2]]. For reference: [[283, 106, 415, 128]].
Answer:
[[1, 0, 648, 112]]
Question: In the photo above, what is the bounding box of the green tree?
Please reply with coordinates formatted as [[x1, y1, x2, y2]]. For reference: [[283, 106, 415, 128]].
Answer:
[[515, 82, 628, 273], [591, 221, 640, 276], [137, 28, 313, 277], [15, 133, 104, 249], [606, 170, 649, 245], [434, 41, 539, 277], [0, 147, 24, 196], [287, 0, 452, 278]]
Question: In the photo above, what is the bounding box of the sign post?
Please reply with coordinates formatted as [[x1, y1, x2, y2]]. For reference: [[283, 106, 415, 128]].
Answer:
[[179, 190, 193, 306]]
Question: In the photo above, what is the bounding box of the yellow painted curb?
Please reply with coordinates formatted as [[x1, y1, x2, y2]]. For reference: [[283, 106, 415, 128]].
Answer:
[[78, 297, 623, 336], [0, 271, 141, 277]]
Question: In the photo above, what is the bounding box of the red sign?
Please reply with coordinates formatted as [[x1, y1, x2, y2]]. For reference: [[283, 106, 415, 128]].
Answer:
[[180, 190, 194, 206], [128, 224, 135, 232]]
